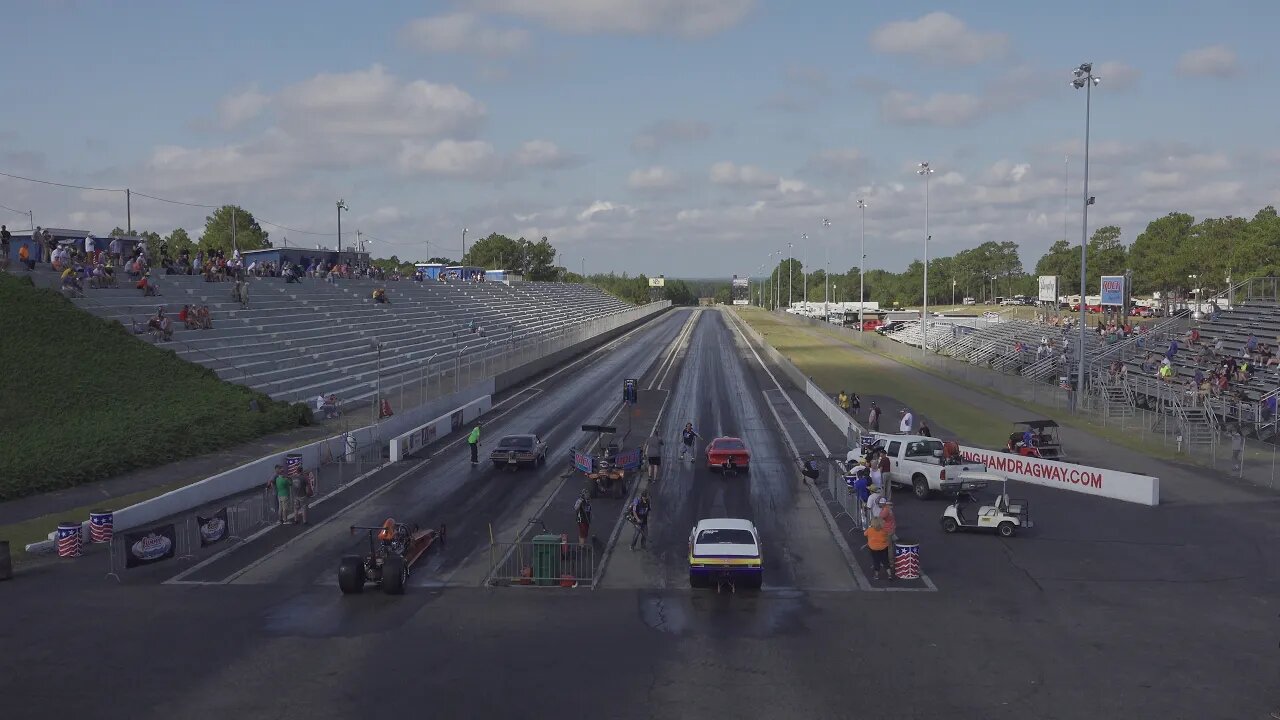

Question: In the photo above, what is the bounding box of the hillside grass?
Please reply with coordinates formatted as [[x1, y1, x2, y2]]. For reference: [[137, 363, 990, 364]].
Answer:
[[0, 273, 310, 501]]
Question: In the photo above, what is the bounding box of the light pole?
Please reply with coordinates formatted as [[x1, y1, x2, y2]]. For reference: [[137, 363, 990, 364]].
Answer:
[[857, 200, 867, 330], [801, 232, 810, 305], [821, 218, 831, 314], [765, 252, 774, 309], [952, 278, 957, 306], [787, 241, 794, 308], [461, 227, 469, 260], [1072, 62, 1100, 408], [336, 200, 348, 253], [369, 339, 383, 424], [917, 162, 934, 355]]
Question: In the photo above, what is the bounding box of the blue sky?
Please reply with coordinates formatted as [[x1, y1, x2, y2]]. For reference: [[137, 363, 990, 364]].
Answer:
[[1, 1, 1274, 277]]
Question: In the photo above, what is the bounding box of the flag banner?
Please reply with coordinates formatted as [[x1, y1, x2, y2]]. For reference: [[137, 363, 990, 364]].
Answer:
[[124, 524, 177, 568], [197, 508, 229, 547]]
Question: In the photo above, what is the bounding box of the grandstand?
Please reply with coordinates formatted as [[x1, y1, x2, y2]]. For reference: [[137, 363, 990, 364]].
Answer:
[[875, 279, 1280, 446], [18, 268, 641, 411]]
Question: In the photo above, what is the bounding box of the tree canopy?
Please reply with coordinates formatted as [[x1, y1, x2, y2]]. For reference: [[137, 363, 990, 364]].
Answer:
[[200, 205, 270, 255]]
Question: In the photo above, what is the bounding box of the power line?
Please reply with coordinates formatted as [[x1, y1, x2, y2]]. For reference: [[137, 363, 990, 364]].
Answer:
[[2, 169, 339, 237], [0, 170, 123, 193], [0, 202, 28, 216]]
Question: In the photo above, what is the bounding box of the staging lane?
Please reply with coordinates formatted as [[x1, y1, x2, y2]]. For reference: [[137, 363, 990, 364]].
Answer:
[[178, 309, 692, 586]]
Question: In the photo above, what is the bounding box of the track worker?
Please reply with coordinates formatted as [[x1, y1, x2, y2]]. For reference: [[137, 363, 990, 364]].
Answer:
[[573, 490, 592, 547], [837, 390, 850, 413], [645, 430, 664, 481], [678, 422, 701, 462], [467, 424, 482, 465], [628, 490, 651, 550]]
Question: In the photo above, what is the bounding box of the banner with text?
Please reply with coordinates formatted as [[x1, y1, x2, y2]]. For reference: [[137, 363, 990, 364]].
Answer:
[[957, 445, 1158, 505], [196, 508, 229, 547], [124, 523, 178, 568], [1100, 275, 1127, 306], [1037, 275, 1058, 303]]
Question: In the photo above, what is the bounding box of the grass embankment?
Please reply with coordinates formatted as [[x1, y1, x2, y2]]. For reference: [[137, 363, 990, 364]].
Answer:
[[735, 307, 1200, 465], [734, 307, 1009, 448], [0, 273, 310, 502]]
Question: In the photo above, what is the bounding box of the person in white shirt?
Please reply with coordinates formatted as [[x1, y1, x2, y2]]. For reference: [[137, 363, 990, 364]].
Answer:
[[83, 234, 94, 258], [866, 484, 883, 520], [899, 409, 914, 433]]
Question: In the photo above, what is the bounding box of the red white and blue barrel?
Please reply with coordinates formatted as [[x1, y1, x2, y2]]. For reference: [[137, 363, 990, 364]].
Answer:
[[89, 510, 114, 543], [56, 522, 83, 558], [893, 543, 920, 580], [285, 453, 303, 477]]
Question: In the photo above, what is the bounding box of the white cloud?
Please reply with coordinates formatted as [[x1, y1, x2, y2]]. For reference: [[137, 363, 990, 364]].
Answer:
[[881, 90, 983, 127], [577, 200, 635, 222], [627, 166, 682, 192], [632, 119, 711, 154], [984, 160, 1031, 184], [216, 86, 270, 130], [401, 13, 531, 56], [1097, 61, 1141, 91], [1139, 170, 1184, 189], [869, 12, 1008, 65], [709, 161, 778, 188], [279, 65, 486, 139], [398, 139, 501, 178], [1166, 152, 1231, 173], [513, 139, 577, 168], [805, 147, 866, 178], [458, 0, 754, 37], [1177, 45, 1239, 78]]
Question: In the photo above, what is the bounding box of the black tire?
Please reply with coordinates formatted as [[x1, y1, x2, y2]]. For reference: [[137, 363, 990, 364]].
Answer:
[[382, 555, 407, 595], [997, 522, 1015, 538], [912, 475, 931, 500], [942, 517, 959, 533], [338, 555, 365, 594]]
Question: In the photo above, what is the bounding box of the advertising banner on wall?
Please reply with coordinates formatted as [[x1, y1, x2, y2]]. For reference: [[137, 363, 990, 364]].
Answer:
[[196, 508, 229, 547], [124, 523, 177, 568], [1037, 275, 1058, 303], [1100, 275, 1126, 306], [648, 277, 665, 287]]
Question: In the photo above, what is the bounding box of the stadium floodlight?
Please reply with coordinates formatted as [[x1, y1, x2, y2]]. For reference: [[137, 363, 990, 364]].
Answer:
[[857, 200, 868, 330], [821, 219, 832, 311], [917, 163, 934, 356], [336, 199, 348, 253], [800, 234, 809, 304], [1071, 61, 1100, 409], [788, 241, 794, 308]]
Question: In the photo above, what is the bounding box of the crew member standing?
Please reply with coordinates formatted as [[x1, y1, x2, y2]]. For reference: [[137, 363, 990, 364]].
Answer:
[[645, 430, 664, 481], [837, 390, 850, 413], [629, 490, 651, 550], [678, 422, 700, 462], [899, 407, 914, 433], [467, 423, 482, 465], [867, 402, 881, 431], [573, 490, 592, 547]]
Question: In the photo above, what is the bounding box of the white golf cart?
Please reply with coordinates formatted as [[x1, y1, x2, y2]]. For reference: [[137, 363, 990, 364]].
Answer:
[[939, 477, 1032, 538]]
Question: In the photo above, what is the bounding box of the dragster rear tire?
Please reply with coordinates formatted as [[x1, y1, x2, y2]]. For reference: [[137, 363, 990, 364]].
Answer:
[[338, 555, 365, 594], [382, 555, 407, 595]]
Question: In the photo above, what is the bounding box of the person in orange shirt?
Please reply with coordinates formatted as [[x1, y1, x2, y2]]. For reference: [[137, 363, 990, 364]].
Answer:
[[864, 517, 891, 581]]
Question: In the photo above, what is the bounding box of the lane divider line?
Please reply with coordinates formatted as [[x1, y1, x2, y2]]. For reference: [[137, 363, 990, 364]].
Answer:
[[726, 309, 937, 592], [164, 311, 685, 585]]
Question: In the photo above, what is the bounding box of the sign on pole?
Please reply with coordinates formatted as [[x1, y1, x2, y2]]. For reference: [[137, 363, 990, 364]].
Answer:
[[1100, 275, 1126, 306], [1037, 275, 1058, 303], [647, 277, 665, 287], [623, 378, 638, 405]]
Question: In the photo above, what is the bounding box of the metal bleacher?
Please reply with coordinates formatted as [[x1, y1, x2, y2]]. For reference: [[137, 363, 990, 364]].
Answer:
[[27, 269, 637, 410]]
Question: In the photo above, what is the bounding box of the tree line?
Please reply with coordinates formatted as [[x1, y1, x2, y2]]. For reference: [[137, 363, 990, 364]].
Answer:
[[760, 205, 1280, 309]]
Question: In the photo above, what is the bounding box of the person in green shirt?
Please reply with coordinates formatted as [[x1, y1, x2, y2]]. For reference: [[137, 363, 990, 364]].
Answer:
[[467, 424, 482, 465], [270, 464, 291, 523]]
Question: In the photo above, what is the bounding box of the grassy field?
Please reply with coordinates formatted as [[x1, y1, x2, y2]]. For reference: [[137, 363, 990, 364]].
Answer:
[[735, 307, 1009, 447], [0, 273, 310, 501]]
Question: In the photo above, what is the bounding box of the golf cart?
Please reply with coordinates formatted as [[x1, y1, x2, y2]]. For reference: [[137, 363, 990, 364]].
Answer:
[[939, 478, 1032, 538], [1006, 419, 1065, 462]]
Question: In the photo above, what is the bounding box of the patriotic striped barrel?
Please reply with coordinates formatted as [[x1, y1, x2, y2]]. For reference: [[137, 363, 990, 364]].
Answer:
[[56, 522, 83, 558], [285, 453, 303, 477], [89, 510, 114, 543], [893, 543, 920, 580]]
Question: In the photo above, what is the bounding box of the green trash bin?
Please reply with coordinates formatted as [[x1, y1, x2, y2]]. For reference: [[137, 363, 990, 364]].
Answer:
[[531, 534, 561, 586]]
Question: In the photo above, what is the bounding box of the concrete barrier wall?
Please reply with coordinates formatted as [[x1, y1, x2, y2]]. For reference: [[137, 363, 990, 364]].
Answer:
[[389, 395, 493, 462], [494, 304, 671, 393]]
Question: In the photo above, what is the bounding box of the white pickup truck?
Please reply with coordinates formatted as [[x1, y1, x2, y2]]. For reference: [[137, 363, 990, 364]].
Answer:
[[865, 433, 1004, 500]]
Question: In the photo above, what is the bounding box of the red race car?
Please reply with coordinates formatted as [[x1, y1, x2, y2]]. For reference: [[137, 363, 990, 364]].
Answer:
[[705, 437, 751, 474]]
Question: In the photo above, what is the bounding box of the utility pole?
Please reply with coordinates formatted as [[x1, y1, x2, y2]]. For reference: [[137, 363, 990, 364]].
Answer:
[[231, 208, 237, 253], [357, 230, 362, 253], [126, 188, 132, 234]]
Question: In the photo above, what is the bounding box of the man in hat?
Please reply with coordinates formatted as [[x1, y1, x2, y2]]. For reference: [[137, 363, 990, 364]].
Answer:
[[866, 483, 883, 521], [867, 402, 881, 431], [899, 407, 914, 433], [878, 497, 897, 580]]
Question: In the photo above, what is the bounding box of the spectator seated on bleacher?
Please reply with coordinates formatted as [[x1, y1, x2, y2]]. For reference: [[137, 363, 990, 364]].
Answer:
[[314, 393, 340, 419], [372, 288, 390, 304], [1158, 359, 1175, 381], [146, 308, 174, 342], [137, 272, 159, 297], [60, 267, 84, 297]]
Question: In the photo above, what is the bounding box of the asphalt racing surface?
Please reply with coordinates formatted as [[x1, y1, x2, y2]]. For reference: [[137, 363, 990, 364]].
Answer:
[[4, 308, 1280, 720]]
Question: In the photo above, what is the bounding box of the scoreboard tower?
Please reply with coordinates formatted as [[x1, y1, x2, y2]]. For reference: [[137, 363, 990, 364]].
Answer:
[[731, 275, 749, 305]]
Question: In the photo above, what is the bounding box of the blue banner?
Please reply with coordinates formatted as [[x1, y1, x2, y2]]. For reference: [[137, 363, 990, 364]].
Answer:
[[1100, 275, 1126, 306], [573, 451, 593, 474], [614, 447, 643, 471]]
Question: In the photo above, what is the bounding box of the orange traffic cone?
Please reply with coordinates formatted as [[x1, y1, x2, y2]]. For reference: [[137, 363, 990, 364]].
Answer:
[[379, 399, 394, 418]]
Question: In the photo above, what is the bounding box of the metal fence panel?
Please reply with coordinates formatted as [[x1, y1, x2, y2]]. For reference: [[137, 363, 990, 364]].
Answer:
[[486, 540, 595, 588]]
